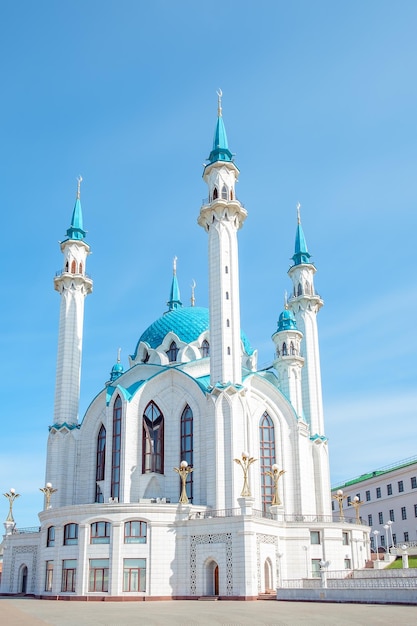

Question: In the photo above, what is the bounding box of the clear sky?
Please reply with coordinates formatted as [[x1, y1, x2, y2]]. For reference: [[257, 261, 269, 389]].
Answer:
[[1, 1, 416, 527]]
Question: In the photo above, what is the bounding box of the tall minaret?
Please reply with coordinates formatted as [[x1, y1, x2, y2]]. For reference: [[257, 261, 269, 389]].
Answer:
[[52, 177, 93, 427], [287, 205, 324, 435], [198, 91, 247, 386]]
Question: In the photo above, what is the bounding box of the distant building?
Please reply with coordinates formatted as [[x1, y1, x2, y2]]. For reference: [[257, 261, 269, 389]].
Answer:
[[332, 456, 417, 550], [1, 95, 369, 600]]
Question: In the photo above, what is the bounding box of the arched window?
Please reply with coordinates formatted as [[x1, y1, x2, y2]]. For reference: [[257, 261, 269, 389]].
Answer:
[[226, 319, 230, 327], [297, 283, 302, 296], [71, 260, 76, 274], [290, 342, 295, 355], [201, 339, 210, 357], [79, 262, 83, 275], [227, 346, 231, 355], [142, 402, 164, 474], [111, 396, 122, 500], [96, 425, 106, 482], [282, 342, 287, 356], [166, 341, 179, 362], [124, 521, 147, 544], [91, 521, 111, 544], [65, 261, 69, 272], [64, 523, 78, 545], [230, 189, 234, 200], [213, 187, 218, 199], [142, 350, 150, 363], [221, 184, 228, 199], [46, 526, 55, 547], [259, 412, 276, 511], [180, 405, 193, 502]]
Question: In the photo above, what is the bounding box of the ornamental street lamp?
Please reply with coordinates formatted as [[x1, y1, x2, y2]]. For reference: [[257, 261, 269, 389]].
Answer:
[[387, 519, 394, 548], [234, 452, 257, 497], [348, 495, 363, 524], [332, 489, 347, 520], [39, 483, 58, 510], [373, 529, 380, 559], [174, 461, 194, 504], [3, 488, 20, 523], [265, 464, 286, 505], [383, 524, 389, 553]]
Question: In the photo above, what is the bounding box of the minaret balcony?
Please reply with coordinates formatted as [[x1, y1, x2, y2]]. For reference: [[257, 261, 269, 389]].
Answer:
[[55, 269, 92, 280]]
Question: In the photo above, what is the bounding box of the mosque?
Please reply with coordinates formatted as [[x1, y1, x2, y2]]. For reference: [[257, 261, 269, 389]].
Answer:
[[1, 95, 369, 600]]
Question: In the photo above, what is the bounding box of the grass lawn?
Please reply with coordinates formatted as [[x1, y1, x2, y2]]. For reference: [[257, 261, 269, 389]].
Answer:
[[386, 556, 417, 569]]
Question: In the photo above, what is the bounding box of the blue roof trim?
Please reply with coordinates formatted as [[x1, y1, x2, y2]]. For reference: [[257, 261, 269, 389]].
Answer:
[[310, 434, 328, 443], [49, 422, 80, 432], [106, 380, 146, 406]]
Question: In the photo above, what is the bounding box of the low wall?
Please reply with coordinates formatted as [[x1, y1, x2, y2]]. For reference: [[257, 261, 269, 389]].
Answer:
[[277, 588, 417, 604]]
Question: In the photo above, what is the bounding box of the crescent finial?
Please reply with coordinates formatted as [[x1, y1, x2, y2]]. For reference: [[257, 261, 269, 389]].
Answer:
[[217, 88, 223, 117], [76, 175, 83, 199]]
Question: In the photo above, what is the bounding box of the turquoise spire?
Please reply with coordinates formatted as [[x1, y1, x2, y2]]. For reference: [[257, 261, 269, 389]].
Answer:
[[207, 89, 234, 164], [292, 203, 311, 266], [66, 176, 86, 241], [166, 256, 182, 311]]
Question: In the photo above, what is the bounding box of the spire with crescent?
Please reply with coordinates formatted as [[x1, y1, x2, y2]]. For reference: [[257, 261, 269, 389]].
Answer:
[[66, 175, 86, 241]]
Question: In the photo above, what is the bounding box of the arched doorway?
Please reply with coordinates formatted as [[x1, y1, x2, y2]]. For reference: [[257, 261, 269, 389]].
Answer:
[[264, 558, 273, 593], [206, 560, 219, 596], [20, 565, 28, 594]]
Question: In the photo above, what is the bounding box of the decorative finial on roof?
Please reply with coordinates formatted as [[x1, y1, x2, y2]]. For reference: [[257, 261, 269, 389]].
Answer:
[[77, 175, 83, 200], [217, 88, 223, 117], [284, 291, 288, 309], [173, 255, 177, 276], [117, 347, 121, 363], [191, 279, 196, 307], [296, 202, 301, 224]]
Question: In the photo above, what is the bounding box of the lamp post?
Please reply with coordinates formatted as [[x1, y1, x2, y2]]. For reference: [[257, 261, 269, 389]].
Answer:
[[234, 452, 257, 497], [39, 483, 58, 510], [383, 524, 389, 555], [387, 519, 394, 549], [265, 464, 285, 505], [302, 545, 309, 578], [373, 529, 379, 560], [332, 489, 347, 520], [348, 495, 363, 524], [174, 461, 194, 504], [3, 488, 20, 523]]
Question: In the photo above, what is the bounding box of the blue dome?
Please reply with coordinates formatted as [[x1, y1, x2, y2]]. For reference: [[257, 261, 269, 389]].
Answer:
[[133, 306, 253, 358], [110, 361, 124, 382], [277, 309, 297, 331]]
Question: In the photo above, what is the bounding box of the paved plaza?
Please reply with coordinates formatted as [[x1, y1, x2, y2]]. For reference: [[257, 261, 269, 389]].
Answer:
[[0, 597, 416, 626]]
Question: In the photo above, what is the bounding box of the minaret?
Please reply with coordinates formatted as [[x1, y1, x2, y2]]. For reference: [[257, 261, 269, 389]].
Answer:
[[198, 91, 247, 385], [272, 306, 305, 417], [53, 178, 93, 426], [287, 205, 324, 435]]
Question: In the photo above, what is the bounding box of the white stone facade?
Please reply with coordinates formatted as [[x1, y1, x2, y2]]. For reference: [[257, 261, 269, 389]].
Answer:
[[332, 456, 417, 551], [1, 103, 370, 600]]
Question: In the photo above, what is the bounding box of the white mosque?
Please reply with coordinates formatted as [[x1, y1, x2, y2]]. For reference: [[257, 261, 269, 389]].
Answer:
[[1, 95, 370, 600]]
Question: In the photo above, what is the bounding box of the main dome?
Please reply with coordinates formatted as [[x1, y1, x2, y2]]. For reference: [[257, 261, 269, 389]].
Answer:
[[132, 306, 253, 359]]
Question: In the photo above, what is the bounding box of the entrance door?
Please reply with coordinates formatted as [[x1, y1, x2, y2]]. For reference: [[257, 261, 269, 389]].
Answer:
[[264, 558, 273, 592], [214, 565, 219, 596], [21, 566, 28, 594]]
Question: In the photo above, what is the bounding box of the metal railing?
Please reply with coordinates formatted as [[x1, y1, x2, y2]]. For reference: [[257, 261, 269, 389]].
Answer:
[[55, 270, 92, 279], [13, 526, 41, 534], [189, 508, 365, 524]]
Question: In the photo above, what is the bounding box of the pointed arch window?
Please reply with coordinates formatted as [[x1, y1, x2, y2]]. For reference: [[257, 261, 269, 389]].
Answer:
[[282, 342, 287, 356], [96, 425, 106, 481], [201, 339, 210, 357], [180, 405, 193, 502], [290, 342, 295, 355], [221, 184, 228, 199], [65, 261, 69, 272], [79, 262, 83, 275], [71, 260, 76, 274], [166, 341, 179, 362], [111, 396, 122, 500], [259, 412, 276, 511], [142, 402, 164, 474], [297, 283, 302, 296], [213, 187, 218, 200]]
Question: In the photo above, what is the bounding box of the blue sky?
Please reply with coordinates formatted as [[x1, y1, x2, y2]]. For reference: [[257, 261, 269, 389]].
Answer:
[[1, 1, 416, 527]]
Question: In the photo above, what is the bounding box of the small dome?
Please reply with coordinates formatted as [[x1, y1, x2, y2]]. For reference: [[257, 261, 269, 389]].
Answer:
[[132, 306, 254, 358], [110, 361, 124, 382], [277, 309, 297, 332]]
